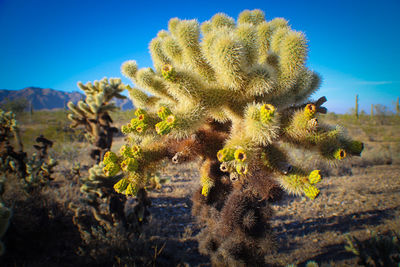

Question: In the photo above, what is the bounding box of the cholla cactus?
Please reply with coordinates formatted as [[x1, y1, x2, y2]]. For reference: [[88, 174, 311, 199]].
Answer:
[[74, 163, 127, 231], [104, 9, 363, 265], [67, 78, 126, 163], [23, 135, 58, 191], [0, 109, 26, 176]]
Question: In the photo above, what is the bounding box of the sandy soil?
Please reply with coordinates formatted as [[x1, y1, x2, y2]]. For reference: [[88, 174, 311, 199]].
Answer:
[[143, 162, 400, 266]]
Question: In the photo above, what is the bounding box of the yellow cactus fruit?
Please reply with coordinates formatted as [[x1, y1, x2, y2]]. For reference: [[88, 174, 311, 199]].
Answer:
[[120, 145, 133, 158], [308, 170, 321, 184], [157, 106, 172, 120], [103, 151, 118, 165], [260, 104, 276, 124], [131, 145, 142, 158], [234, 148, 247, 162], [134, 108, 147, 117], [304, 103, 317, 118], [303, 185, 320, 199], [125, 182, 139, 196], [217, 147, 235, 162], [114, 178, 129, 193], [121, 124, 132, 134], [161, 64, 176, 81], [155, 120, 173, 135], [121, 158, 139, 172], [236, 163, 248, 175], [200, 175, 214, 197], [334, 148, 346, 160], [103, 162, 120, 176], [165, 114, 176, 126], [135, 122, 148, 133]]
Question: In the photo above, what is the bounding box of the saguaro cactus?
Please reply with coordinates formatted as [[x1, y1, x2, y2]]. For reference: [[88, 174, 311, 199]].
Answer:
[[396, 97, 399, 116], [355, 94, 359, 119], [67, 78, 126, 163], [103, 10, 363, 265]]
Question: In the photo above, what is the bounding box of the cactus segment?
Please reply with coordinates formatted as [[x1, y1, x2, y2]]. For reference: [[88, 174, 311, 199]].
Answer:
[[201, 175, 214, 196]]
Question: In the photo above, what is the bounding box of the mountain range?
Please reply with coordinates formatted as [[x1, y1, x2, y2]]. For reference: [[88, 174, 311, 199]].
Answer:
[[0, 87, 134, 110]]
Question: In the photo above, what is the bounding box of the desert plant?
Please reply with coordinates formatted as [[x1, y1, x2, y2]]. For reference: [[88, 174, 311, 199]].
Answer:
[[67, 78, 127, 163], [0, 97, 29, 114], [355, 94, 359, 119], [396, 97, 399, 116], [345, 231, 400, 267], [102, 9, 363, 266], [0, 175, 11, 256]]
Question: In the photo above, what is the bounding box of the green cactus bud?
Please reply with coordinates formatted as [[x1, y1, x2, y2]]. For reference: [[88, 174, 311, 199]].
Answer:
[[157, 106, 172, 120], [103, 162, 120, 176], [103, 151, 118, 165], [217, 147, 235, 162], [121, 158, 139, 172], [308, 170, 321, 184], [161, 64, 176, 81], [260, 104, 276, 124], [113, 178, 129, 193]]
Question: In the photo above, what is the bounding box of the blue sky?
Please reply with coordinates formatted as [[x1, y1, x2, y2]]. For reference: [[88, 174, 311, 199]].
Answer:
[[0, 0, 399, 113]]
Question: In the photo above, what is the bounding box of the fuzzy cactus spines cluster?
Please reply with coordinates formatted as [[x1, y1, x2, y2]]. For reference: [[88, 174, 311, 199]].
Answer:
[[67, 78, 126, 163], [105, 9, 363, 265]]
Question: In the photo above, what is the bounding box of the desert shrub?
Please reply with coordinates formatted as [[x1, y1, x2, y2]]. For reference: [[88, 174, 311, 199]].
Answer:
[[97, 9, 364, 266], [345, 231, 400, 267], [0, 97, 29, 114]]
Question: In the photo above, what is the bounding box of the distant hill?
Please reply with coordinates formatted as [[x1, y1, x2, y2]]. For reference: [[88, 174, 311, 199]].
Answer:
[[0, 87, 134, 110]]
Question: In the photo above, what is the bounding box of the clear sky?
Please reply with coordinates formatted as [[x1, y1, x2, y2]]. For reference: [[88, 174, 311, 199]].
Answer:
[[0, 0, 399, 113]]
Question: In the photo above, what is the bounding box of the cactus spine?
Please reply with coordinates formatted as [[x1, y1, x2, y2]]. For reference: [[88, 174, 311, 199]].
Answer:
[[105, 9, 363, 265]]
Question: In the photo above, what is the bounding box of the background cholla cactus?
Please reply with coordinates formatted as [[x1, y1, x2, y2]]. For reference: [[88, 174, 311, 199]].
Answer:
[[67, 78, 126, 163], [0, 109, 26, 176], [23, 136, 58, 191], [103, 9, 364, 265]]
